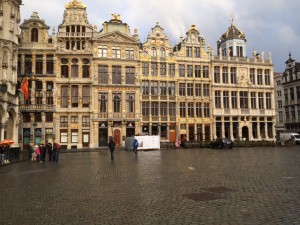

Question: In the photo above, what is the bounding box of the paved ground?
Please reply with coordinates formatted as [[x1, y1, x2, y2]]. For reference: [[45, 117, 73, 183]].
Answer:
[[0, 146, 299, 225]]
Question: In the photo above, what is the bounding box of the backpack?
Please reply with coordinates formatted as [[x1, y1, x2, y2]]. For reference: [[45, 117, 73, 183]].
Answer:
[[133, 139, 138, 148]]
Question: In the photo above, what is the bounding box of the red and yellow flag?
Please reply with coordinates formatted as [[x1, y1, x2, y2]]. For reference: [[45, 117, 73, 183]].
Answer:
[[20, 76, 29, 100]]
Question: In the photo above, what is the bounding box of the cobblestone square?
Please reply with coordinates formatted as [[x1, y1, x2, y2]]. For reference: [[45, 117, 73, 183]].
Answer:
[[0, 147, 299, 225]]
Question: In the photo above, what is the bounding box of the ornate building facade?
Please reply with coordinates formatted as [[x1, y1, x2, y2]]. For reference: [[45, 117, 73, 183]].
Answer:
[[0, 0, 22, 143], [17, 0, 276, 149]]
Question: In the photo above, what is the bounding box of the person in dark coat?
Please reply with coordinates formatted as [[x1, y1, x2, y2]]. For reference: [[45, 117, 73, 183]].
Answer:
[[47, 143, 53, 161], [40, 143, 46, 163], [108, 137, 115, 160]]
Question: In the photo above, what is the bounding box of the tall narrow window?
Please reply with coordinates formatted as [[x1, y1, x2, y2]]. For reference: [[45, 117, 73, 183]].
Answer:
[[169, 64, 175, 77], [151, 63, 158, 76], [186, 47, 192, 57], [142, 81, 149, 95], [168, 82, 175, 96], [240, 91, 248, 109], [194, 47, 200, 57], [61, 65, 68, 78], [98, 93, 107, 113], [82, 86, 90, 108], [266, 92, 271, 109], [195, 83, 201, 96], [160, 102, 167, 116], [160, 82, 167, 96], [180, 102, 186, 117], [35, 55, 43, 74], [112, 47, 121, 58], [112, 66, 121, 84], [203, 84, 210, 96], [125, 66, 135, 84], [151, 102, 159, 116], [258, 92, 264, 109], [179, 64, 185, 77], [142, 63, 149, 76], [160, 63, 166, 76], [151, 47, 157, 57], [188, 102, 194, 117], [223, 91, 229, 108], [125, 48, 134, 59], [71, 86, 78, 107], [204, 103, 210, 117], [46, 82, 53, 105], [203, 66, 209, 78], [142, 102, 149, 116], [160, 48, 165, 58], [265, 69, 270, 85], [61, 86, 69, 108], [251, 92, 256, 109], [126, 93, 135, 113], [250, 68, 255, 84], [187, 65, 193, 77], [82, 65, 90, 78], [215, 91, 221, 108], [231, 91, 237, 108], [98, 46, 107, 58], [196, 103, 202, 117], [25, 55, 32, 74], [222, 67, 228, 84], [169, 102, 176, 116], [31, 28, 38, 42], [113, 93, 121, 112], [98, 65, 108, 84], [46, 55, 54, 74], [257, 69, 263, 85], [179, 83, 185, 96], [214, 66, 220, 83], [230, 67, 237, 84], [151, 81, 158, 96], [71, 65, 78, 78], [195, 65, 201, 78], [187, 83, 193, 96]]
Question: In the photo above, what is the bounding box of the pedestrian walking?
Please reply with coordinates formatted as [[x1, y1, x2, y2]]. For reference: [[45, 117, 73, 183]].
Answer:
[[53, 142, 61, 162], [132, 138, 139, 156], [31, 145, 37, 161], [35, 145, 41, 162], [108, 137, 115, 160]]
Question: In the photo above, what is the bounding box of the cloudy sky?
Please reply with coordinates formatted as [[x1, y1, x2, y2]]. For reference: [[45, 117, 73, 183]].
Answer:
[[20, 0, 300, 72]]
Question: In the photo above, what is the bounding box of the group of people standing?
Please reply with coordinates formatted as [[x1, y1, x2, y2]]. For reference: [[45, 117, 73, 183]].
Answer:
[[31, 142, 61, 163]]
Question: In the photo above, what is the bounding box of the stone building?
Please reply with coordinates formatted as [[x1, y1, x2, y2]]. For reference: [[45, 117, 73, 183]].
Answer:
[[273, 72, 285, 137], [211, 21, 276, 141], [0, 0, 22, 143], [282, 53, 300, 133], [16, 0, 276, 149], [17, 12, 56, 149]]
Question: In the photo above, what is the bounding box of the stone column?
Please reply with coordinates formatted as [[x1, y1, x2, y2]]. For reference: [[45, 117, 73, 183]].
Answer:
[[264, 121, 268, 140], [43, 54, 47, 74], [249, 117, 253, 141], [41, 112, 46, 143], [230, 120, 234, 140], [42, 81, 47, 105], [221, 117, 225, 138], [21, 54, 25, 74], [257, 121, 261, 140], [31, 52, 36, 75], [30, 113, 35, 145]]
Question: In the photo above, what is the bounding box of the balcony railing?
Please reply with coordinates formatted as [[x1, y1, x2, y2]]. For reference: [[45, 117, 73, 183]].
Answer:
[[58, 32, 92, 37], [20, 104, 54, 110], [98, 113, 108, 119], [82, 123, 90, 128], [241, 109, 249, 114]]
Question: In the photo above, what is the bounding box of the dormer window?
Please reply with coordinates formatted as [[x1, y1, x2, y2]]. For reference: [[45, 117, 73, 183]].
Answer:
[[31, 28, 38, 42]]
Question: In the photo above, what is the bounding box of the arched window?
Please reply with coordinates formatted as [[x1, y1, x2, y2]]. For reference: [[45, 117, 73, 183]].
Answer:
[[151, 47, 157, 57], [113, 94, 121, 112], [31, 28, 38, 42], [160, 48, 165, 58]]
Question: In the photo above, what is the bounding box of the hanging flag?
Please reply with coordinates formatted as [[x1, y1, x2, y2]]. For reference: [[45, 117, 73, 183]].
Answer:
[[20, 76, 29, 100]]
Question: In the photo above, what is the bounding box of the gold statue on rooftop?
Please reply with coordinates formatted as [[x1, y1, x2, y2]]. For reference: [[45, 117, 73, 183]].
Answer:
[[65, 0, 87, 9]]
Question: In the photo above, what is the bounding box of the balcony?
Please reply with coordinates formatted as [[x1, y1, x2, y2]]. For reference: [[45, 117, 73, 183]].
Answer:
[[58, 32, 92, 38], [98, 113, 108, 119]]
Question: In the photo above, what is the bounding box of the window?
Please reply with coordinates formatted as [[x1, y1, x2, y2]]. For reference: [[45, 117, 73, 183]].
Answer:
[[71, 86, 78, 107], [113, 93, 121, 112], [142, 102, 149, 116], [142, 81, 149, 95], [82, 65, 90, 78], [230, 67, 237, 84], [151, 102, 159, 116], [126, 93, 135, 113], [60, 131, 68, 143], [284, 89, 288, 102], [82, 86, 90, 108], [276, 80, 281, 86], [46, 82, 53, 105], [179, 83, 185, 96], [180, 102, 186, 117], [71, 116, 78, 123], [251, 92, 256, 109], [151, 63, 158, 76], [223, 91, 229, 108], [231, 91, 237, 108], [112, 47, 121, 58], [179, 64, 185, 77], [204, 103, 210, 117], [160, 48, 165, 58], [222, 67, 228, 84], [278, 111, 283, 122], [142, 63, 149, 76], [187, 65, 193, 77], [151, 81, 158, 96], [98, 65, 108, 84], [285, 108, 289, 121], [188, 102, 194, 117], [61, 65, 68, 78], [258, 92, 264, 109], [240, 91, 248, 109], [187, 83, 193, 96], [98, 46, 107, 58], [112, 66, 121, 84], [195, 83, 201, 96], [71, 65, 78, 78], [194, 47, 200, 57], [215, 91, 221, 108], [278, 100, 282, 108], [236, 46, 243, 57], [203, 66, 209, 78], [250, 68, 255, 85], [203, 84, 210, 96], [214, 66, 220, 83], [151, 47, 157, 57], [31, 28, 38, 42], [25, 55, 32, 74], [169, 64, 175, 77], [265, 69, 270, 85], [196, 103, 202, 117], [98, 93, 107, 113], [257, 69, 263, 85], [160, 82, 167, 96], [168, 82, 175, 96], [291, 106, 295, 120], [195, 65, 201, 78], [46, 113, 53, 122], [277, 91, 281, 97], [126, 48, 134, 59], [35, 55, 43, 74], [71, 131, 78, 143], [186, 47, 192, 57], [266, 93, 271, 109], [160, 63, 166, 76], [61, 86, 69, 108], [160, 102, 167, 116], [46, 55, 54, 74], [125, 66, 135, 84], [290, 87, 295, 101], [296, 86, 300, 99], [169, 102, 176, 116], [82, 116, 90, 127]]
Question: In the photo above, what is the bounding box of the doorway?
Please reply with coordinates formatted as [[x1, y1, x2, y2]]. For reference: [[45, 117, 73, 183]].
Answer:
[[113, 129, 121, 146], [98, 128, 108, 147], [242, 126, 249, 140]]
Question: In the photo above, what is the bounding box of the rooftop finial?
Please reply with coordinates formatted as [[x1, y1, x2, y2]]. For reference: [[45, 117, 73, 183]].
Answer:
[[230, 13, 235, 24], [289, 52, 292, 59]]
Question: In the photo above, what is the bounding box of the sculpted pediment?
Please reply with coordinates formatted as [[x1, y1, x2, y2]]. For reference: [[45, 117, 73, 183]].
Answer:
[[94, 31, 139, 44]]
